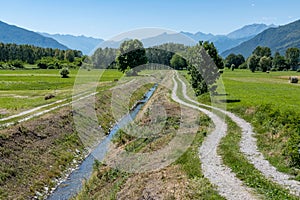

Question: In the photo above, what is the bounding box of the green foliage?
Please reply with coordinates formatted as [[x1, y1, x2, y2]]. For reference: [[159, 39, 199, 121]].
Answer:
[[188, 65, 208, 95], [116, 39, 147, 74], [259, 56, 272, 72], [90, 47, 117, 69], [251, 104, 300, 169], [273, 52, 287, 71], [146, 43, 187, 67], [219, 118, 298, 199], [252, 46, 272, 57], [8, 60, 24, 69], [225, 53, 245, 69], [186, 41, 223, 96], [285, 129, 300, 168], [0, 42, 82, 65], [248, 54, 260, 72], [238, 62, 248, 69], [200, 41, 224, 69], [170, 53, 187, 70], [60, 67, 70, 78], [285, 47, 300, 70]]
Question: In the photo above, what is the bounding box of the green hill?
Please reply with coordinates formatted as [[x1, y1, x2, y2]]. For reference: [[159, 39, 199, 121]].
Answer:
[[222, 19, 300, 57], [0, 21, 68, 50]]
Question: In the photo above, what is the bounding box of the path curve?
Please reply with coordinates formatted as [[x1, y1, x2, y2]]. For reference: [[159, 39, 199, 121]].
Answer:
[[171, 73, 256, 200], [175, 72, 300, 196]]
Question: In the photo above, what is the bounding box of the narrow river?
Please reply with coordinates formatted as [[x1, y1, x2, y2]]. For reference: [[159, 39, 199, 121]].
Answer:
[[47, 84, 158, 200]]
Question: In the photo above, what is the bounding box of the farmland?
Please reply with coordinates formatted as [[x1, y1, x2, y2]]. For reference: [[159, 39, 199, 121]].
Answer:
[[0, 69, 123, 118]]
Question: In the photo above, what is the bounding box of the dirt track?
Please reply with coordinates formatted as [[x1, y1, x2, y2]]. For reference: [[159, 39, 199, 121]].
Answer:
[[175, 72, 300, 197]]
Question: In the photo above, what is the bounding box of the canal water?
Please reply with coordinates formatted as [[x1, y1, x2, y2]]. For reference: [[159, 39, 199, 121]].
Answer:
[[47, 84, 157, 200]]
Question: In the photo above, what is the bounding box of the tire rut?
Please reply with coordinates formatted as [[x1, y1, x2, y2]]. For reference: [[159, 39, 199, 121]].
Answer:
[[175, 72, 300, 197], [172, 72, 257, 200]]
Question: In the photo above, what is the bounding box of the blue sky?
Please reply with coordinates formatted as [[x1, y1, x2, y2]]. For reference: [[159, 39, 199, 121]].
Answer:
[[0, 0, 299, 39]]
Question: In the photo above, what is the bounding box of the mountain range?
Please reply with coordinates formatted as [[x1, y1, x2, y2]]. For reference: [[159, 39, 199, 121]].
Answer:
[[0, 19, 299, 58], [222, 19, 300, 57], [96, 24, 274, 53], [0, 21, 68, 50], [40, 33, 103, 55]]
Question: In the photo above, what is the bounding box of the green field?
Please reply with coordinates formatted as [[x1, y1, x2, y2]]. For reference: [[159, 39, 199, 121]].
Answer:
[[0, 69, 123, 117], [219, 69, 300, 112], [212, 69, 300, 179]]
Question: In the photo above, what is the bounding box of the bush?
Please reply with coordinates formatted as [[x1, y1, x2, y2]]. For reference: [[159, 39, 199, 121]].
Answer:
[[297, 69, 300, 72], [239, 62, 248, 69], [9, 60, 24, 68], [60, 67, 70, 78]]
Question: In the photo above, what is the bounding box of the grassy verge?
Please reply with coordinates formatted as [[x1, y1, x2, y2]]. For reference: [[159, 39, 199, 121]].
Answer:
[[75, 84, 224, 199], [219, 117, 298, 200], [175, 114, 224, 199], [0, 80, 122, 199]]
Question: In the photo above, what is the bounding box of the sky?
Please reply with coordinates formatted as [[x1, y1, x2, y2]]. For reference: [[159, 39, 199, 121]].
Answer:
[[0, 0, 299, 40]]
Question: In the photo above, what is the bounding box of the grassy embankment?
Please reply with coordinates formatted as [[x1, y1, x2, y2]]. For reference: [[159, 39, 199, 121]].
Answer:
[[74, 81, 224, 200], [180, 69, 300, 199], [0, 69, 126, 199]]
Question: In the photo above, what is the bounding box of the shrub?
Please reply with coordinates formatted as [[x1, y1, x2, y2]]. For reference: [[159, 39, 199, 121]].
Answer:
[[45, 94, 55, 100], [239, 62, 248, 69], [60, 67, 70, 78], [9, 60, 24, 68], [297, 69, 300, 72]]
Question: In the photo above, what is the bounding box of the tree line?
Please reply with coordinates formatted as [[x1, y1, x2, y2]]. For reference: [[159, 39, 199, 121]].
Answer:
[[225, 46, 300, 72], [0, 42, 83, 69], [90, 39, 223, 96]]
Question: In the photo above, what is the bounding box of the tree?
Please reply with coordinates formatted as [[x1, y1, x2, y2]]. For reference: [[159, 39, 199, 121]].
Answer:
[[64, 50, 75, 62], [116, 39, 147, 74], [170, 53, 187, 70], [253, 46, 271, 57], [186, 41, 222, 96], [286, 47, 300, 70], [188, 65, 208, 95], [225, 53, 245, 69], [200, 41, 224, 69], [272, 52, 287, 70], [60, 67, 70, 78], [248, 54, 260, 72], [259, 56, 272, 72]]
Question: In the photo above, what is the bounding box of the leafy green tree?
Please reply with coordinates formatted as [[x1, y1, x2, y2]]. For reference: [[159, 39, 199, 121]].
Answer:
[[116, 39, 147, 74], [200, 41, 224, 69], [225, 53, 245, 69], [272, 52, 287, 70], [60, 67, 70, 78], [188, 65, 208, 95], [64, 50, 75, 62], [170, 53, 187, 70], [286, 47, 300, 70], [248, 54, 260, 72], [259, 56, 272, 72], [186, 41, 222, 96], [253, 46, 271, 57]]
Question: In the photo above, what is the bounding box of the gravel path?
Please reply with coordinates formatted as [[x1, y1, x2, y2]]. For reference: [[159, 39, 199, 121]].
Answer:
[[175, 73, 300, 197], [171, 73, 257, 200]]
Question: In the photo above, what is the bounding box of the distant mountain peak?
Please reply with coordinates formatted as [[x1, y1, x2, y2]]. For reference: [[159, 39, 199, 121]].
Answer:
[[40, 33, 103, 55], [222, 19, 300, 58], [226, 23, 277, 39]]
